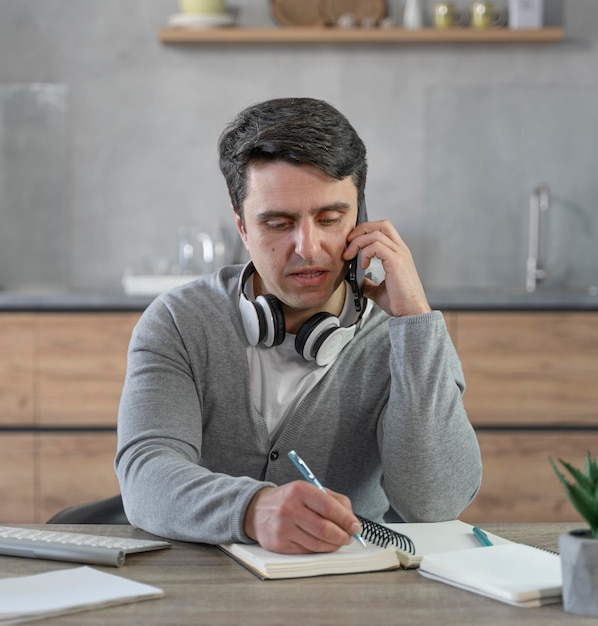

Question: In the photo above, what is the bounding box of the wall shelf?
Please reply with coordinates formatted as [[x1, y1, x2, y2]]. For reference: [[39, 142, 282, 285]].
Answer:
[[158, 26, 565, 45]]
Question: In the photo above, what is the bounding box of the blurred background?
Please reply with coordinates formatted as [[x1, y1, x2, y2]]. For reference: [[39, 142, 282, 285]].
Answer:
[[0, 0, 596, 294]]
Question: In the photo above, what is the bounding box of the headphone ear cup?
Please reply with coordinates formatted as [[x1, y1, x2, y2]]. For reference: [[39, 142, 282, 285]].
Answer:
[[295, 312, 340, 361], [295, 312, 358, 366], [256, 294, 285, 347], [238, 261, 286, 348], [313, 325, 356, 366], [239, 293, 267, 346]]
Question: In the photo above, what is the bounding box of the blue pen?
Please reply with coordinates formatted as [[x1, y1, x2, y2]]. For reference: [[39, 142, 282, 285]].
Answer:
[[472, 526, 494, 547], [288, 450, 367, 548]]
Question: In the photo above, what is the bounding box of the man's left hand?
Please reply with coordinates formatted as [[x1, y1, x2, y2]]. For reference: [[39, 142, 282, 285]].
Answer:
[[344, 220, 431, 318]]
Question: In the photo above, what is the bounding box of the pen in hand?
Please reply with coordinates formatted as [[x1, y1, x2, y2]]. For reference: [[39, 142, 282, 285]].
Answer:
[[288, 450, 368, 548]]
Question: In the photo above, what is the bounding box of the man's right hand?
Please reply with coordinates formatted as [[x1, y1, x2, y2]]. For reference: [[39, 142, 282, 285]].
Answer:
[[243, 481, 363, 554]]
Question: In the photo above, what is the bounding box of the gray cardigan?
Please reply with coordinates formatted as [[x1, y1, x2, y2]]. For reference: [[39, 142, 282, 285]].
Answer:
[[115, 265, 482, 544]]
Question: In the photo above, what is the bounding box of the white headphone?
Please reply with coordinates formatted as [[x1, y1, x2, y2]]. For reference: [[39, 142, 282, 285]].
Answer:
[[238, 261, 368, 366]]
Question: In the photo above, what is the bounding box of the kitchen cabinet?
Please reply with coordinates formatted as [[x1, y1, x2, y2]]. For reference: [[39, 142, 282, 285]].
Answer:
[[0, 312, 140, 523], [0, 433, 119, 524], [38, 433, 121, 523], [454, 312, 598, 426], [0, 434, 34, 523], [0, 314, 34, 426], [1, 309, 596, 524], [36, 314, 138, 426], [452, 312, 598, 524], [461, 431, 598, 524], [158, 26, 564, 45]]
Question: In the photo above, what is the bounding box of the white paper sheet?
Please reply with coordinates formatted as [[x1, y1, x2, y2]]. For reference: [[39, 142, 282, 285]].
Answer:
[[0, 566, 164, 624]]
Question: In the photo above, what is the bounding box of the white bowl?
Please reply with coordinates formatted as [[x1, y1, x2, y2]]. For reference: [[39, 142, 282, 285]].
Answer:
[[122, 275, 201, 296]]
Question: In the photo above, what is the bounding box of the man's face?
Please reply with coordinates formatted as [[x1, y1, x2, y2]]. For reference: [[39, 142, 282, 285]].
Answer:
[[235, 161, 359, 331]]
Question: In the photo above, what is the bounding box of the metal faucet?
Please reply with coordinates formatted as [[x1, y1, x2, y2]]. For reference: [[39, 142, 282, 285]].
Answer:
[[526, 184, 550, 292]]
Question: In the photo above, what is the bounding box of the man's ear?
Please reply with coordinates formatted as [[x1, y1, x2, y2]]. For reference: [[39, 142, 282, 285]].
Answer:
[[234, 210, 248, 248]]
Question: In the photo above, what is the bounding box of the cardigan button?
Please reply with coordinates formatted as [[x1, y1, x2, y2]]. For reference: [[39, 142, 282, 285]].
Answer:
[[269, 450, 279, 461]]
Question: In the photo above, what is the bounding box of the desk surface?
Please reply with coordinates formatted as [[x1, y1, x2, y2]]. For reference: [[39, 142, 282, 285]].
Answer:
[[0, 523, 586, 626]]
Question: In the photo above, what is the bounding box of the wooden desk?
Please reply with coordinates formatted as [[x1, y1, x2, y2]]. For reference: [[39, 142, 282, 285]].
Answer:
[[0, 523, 583, 625]]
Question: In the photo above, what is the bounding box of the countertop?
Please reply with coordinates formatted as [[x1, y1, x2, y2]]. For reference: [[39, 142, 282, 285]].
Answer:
[[425, 286, 598, 311], [1, 287, 597, 312], [0, 291, 154, 312]]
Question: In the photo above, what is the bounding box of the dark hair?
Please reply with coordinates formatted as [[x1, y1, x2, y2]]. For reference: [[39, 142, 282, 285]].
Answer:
[[218, 97, 368, 225]]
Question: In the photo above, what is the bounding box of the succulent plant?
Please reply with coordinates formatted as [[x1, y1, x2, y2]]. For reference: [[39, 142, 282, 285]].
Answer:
[[550, 451, 598, 538]]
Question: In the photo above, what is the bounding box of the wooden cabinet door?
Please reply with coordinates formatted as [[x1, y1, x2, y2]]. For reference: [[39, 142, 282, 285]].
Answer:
[[461, 431, 598, 524], [35, 313, 139, 521], [1, 311, 139, 522], [36, 313, 140, 426], [443, 311, 458, 340], [38, 432, 120, 523], [455, 312, 598, 426], [0, 314, 34, 426], [0, 434, 35, 522]]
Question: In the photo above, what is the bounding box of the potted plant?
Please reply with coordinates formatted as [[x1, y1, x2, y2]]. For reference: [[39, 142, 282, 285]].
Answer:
[[550, 451, 598, 617]]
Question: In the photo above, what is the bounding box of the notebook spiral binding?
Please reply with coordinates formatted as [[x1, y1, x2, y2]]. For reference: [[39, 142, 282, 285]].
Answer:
[[356, 515, 416, 554], [526, 544, 559, 556]]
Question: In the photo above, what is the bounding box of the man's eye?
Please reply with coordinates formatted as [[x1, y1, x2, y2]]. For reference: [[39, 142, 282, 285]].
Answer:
[[320, 216, 342, 226], [266, 220, 291, 230]]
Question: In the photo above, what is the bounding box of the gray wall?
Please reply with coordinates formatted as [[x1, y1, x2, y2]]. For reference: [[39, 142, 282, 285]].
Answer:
[[0, 0, 597, 293]]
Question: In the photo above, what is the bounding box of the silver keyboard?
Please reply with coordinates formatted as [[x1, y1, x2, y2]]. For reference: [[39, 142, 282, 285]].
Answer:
[[0, 525, 171, 567]]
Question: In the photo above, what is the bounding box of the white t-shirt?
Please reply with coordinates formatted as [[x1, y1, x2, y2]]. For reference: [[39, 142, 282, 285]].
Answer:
[[244, 276, 370, 441]]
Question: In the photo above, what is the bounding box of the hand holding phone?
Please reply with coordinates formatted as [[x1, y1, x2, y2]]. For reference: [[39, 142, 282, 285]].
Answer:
[[344, 218, 431, 318]]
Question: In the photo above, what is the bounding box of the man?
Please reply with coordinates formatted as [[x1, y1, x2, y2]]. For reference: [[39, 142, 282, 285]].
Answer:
[[115, 97, 481, 555]]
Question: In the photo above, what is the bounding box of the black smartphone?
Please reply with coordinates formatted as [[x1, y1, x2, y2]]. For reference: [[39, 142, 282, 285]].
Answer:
[[346, 198, 368, 312], [346, 252, 366, 313]]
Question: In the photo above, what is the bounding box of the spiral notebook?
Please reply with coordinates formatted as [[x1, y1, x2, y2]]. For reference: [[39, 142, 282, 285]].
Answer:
[[218, 518, 510, 580], [419, 543, 562, 607]]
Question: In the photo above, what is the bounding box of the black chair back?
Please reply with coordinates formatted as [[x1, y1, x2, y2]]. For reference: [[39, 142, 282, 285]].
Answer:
[[46, 494, 129, 524]]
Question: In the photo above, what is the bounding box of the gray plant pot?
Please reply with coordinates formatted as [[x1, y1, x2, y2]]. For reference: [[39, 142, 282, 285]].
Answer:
[[559, 529, 598, 617]]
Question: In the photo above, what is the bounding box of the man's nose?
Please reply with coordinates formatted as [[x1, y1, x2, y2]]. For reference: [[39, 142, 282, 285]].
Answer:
[[294, 221, 320, 260]]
